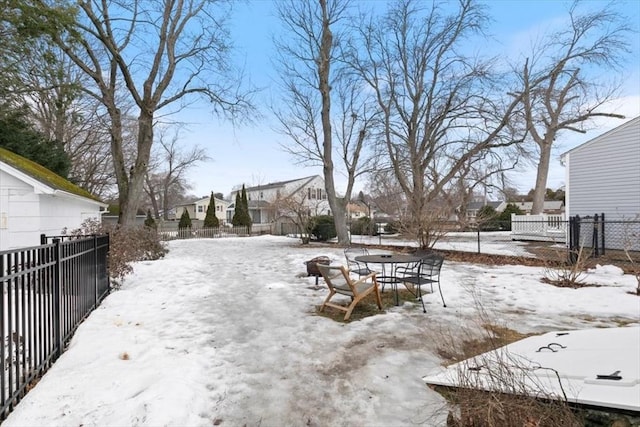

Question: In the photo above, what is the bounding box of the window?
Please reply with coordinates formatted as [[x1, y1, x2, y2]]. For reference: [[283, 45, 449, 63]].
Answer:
[[260, 191, 264, 199], [198, 206, 204, 213]]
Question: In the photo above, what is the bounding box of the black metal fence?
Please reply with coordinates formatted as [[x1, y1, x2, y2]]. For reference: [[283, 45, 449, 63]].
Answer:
[[348, 217, 640, 265], [0, 235, 109, 420], [568, 214, 640, 264]]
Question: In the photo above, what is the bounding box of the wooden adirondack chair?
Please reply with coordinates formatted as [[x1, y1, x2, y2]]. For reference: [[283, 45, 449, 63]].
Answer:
[[317, 264, 382, 321]]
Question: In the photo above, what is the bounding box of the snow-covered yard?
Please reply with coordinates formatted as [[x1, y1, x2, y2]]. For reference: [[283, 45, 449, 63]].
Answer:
[[4, 236, 639, 426]]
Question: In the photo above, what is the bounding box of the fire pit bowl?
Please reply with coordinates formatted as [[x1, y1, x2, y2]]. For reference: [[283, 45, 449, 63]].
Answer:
[[305, 256, 331, 277]]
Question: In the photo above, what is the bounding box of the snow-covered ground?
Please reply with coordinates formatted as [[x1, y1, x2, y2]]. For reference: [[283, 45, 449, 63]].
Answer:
[[4, 236, 639, 426]]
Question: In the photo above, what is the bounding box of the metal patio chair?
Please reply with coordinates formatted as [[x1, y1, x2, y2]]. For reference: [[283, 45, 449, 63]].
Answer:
[[344, 247, 374, 277], [317, 264, 382, 321], [396, 253, 445, 313]]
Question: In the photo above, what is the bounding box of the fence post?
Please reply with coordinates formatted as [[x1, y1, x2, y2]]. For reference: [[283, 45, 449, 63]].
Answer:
[[40, 234, 46, 245], [593, 213, 599, 257], [568, 215, 581, 264], [600, 212, 606, 255], [93, 235, 98, 308], [476, 226, 481, 254], [52, 238, 63, 358]]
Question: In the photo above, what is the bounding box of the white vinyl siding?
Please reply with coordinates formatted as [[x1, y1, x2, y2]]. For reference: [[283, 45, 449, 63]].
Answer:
[[565, 117, 640, 221]]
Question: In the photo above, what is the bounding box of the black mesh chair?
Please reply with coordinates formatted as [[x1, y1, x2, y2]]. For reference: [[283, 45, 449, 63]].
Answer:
[[397, 253, 445, 313], [344, 247, 374, 277]]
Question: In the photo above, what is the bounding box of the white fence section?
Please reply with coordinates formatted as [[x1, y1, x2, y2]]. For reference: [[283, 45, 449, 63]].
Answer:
[[510, 213, 567, 243]]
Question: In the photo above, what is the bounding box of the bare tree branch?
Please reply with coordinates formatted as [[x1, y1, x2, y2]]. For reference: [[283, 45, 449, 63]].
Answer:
[[41, 0, 253, 224], [517, 1, 632, 213], [349, 0, 526, 248], [273, 0, 374, 244]]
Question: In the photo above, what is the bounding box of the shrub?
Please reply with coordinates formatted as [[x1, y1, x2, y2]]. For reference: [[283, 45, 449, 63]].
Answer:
[[498, 203, 524, 231], [542, 244, 589, 288], [311, 215, 336, 241], [477, 205, 501, 231], [144, 209, 157, 230], [178, 209, 192, 229], [385, 221, 400, 233], [350, 217, 375, 235], [240, 185, 252, 228], [203, 192, 220, 228], [231, 187, 251, 228], [63, 218, 168, 287]]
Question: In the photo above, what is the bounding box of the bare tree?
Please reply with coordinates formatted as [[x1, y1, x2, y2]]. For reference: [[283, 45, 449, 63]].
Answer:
[[16, 44, 118, 199], [274, 0, 375, 245], [350, 0, 525, 248], [274, 191, 319, 244], [517, 2, 632, 214], [144, 127, 209, 220], [367, 168, 406, 220], [41, 0, 252, 225], [65, 105, 118, 199]]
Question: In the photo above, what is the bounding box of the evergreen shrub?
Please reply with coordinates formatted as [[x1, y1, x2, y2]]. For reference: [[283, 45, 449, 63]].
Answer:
[[144, 210, 157, 230], [311, 215, 336, 241], [178, 209, 192, 229], [203, 193, 220, 228]]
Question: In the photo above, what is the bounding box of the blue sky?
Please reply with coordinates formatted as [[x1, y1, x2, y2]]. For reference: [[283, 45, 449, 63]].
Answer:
[[182, 0, 640, 199]]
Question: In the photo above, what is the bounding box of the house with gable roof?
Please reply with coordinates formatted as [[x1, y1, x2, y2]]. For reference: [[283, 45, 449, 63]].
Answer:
[[510, 200, 565, 215], [464, 200, 507, 224], [227, 175, 330, 228], [174, 195, 230, 224], [0, 147, 107, 251]]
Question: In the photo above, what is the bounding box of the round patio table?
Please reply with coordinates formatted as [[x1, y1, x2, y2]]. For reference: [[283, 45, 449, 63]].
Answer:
[[354, 254, 421, 306]]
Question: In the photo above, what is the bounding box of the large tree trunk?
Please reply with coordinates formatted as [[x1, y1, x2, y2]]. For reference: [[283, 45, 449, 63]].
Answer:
[[118, 111, 154, 225], [531, 137, 553, 215], [145, 176, 160, 219], [107, 104, 131, 225], [318, 0, 349, 245]]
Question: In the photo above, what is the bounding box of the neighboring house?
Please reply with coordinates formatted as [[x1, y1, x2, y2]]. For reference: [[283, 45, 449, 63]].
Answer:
[[465, 201, 507, 224], [510, 200, 565, 215], [561, 116, 640, 250], [346, 201, 369, 220], [175, 196, 230, 224], [227, 175, 330, 226], [561, 116, 640, 220], [0, 147, 107, 251]]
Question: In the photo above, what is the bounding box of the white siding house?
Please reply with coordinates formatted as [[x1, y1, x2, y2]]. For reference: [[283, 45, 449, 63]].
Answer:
[[463, 201, 507, 224], [561, 116, 640, 250], [510, 201, 564, 215], [0, 147, 107, 251], [175, 196, 230, 223], [227, 176, 330, 229]]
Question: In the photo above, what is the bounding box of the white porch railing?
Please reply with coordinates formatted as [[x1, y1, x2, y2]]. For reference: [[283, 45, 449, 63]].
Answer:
[[511, 213, 567, 243]]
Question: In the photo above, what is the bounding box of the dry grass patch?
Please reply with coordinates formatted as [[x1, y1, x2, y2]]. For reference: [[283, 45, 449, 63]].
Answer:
[[315, 288, 422, 322], [436, 323, 532, 365]]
